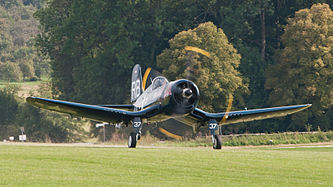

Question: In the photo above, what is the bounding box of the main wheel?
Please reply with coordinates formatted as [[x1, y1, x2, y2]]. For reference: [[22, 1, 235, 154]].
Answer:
[[137, 131, 141, 140], [128, 132, 137, 148], [213, 135, 222, 149]]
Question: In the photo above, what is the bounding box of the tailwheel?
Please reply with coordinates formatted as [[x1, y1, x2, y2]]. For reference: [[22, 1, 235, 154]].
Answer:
[[128, 132, 137, 148], [213, 134, 222, 149]]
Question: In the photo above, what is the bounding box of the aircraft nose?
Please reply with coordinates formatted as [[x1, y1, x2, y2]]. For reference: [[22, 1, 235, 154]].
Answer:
[[182, 88, 192, 99]]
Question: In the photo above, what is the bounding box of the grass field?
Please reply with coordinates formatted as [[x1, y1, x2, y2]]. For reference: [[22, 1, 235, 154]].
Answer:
[[0, 78, 48, 88], [0, 144, 332, 186], [0, 77, 50, 97], [123, 131, 333, 148]]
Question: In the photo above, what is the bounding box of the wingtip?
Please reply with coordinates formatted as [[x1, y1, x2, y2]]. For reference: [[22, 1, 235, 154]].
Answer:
[[299, 104, 312, 110], [26, 96, 32, 103], [26, 96, 36, 104]]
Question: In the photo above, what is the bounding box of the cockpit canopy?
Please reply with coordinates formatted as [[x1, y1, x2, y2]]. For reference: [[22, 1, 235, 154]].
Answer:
[[151, 76, 168, 90], [133, 76, 169, 109]]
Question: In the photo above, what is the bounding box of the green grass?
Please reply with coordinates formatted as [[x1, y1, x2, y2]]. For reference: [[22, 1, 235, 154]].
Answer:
[[0, 77, 49, 88], [0, 80, 41, 87], [0, 144, 332, 186], [222, 131, 333, 146], [142, 131, 333, 148]]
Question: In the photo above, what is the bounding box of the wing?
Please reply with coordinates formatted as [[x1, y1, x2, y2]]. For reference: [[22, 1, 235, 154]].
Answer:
[[98, 104, 134, 111], [26, 97, 161, 123], [189, 104, 312, 125]]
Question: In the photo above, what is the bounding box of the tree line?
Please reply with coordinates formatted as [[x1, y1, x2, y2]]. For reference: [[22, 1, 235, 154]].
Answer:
[[0, 0, 49, 81], [34, 0, 333, 133], [1, 0, 333, 142], [0, 85, 84, 142]]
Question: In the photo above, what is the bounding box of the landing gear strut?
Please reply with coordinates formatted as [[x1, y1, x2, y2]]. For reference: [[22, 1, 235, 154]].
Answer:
[[208, 119, 222, 149], [128, 117, 142, 148]]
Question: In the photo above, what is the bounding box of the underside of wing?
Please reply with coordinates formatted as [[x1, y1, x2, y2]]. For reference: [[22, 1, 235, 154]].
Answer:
[[26, 97, 161, 123], [191, 104, 312, 125], [98, 104, 135, 111]]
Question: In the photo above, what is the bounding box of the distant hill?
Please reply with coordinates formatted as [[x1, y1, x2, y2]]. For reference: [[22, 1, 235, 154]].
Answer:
[[0, 0, 49, 82]]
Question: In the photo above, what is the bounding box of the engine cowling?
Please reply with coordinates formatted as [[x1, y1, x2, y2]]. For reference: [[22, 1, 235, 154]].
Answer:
[[169, 79, 200, 114]]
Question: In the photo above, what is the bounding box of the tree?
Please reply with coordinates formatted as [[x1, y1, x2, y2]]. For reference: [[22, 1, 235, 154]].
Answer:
[[34, 0, 221, 104], [19, 60, 35, 80], [265, 3, 333, 130], [157, 22, 248, 112], [0, 0, 49, 81], [0, 82, 83, 142], [213, 0, 275, 112], [15, 103, 83, 143], [0, 63, 23, 81], [0, 87, 18, 125], [34, 0, 144, 103], [0, 86, 19, 139]]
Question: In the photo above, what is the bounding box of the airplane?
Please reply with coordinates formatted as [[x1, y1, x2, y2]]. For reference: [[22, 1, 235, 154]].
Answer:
[[27, 64, 311, 149]]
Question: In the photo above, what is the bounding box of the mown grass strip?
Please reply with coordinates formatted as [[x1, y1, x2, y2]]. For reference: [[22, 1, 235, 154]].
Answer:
[[143, 131, 333, 148], [0, 144, 332, 186], [0, 76, 49, 88]]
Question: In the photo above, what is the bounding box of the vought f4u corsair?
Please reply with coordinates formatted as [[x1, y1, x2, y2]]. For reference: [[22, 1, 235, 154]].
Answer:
[[27, 64, 311, 149]]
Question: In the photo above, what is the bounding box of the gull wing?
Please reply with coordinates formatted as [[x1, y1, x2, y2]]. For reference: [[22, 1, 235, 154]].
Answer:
[[26, 97, 161, 123], [190, 104, 312, 125], [98, 104, 135, 111]]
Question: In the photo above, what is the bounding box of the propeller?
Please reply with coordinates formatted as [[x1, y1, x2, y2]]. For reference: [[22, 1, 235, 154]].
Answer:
[[142, 67, 151, 91], [184, 46, 211, 58], [220, 94, 233, 124], [145, 46, 234, 139], [184, 46, 234, 126], [142, 67, 163, 91], [172, 80, 198, 111], [158, 127, 183, 140], [141, 67, 183, 139]]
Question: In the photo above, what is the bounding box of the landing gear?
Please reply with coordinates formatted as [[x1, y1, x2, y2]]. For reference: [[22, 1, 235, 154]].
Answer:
[[213, 134, 222, 149], [128, 132, 137, 148], [128, 117, 142, 148], [208, 119, 222, 149]]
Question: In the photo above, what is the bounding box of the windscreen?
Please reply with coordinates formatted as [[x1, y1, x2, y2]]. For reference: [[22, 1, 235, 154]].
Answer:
[[134, 76, 169, 109]]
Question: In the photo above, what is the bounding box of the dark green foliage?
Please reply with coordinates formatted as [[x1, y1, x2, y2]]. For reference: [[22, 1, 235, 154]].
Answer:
[[0, 0, 50, 81], [0, 63, 23, 81], [0, 88, 19, 138], [15, 103, 82, 142], [215, 0, 271, 108], [34, 0, 222, 103], [35, 0, 137, 102], [0, 86, 82, 142], [266, 3, 333, 131], [21, 0, 331, 138], [157, 22, 248, 112]]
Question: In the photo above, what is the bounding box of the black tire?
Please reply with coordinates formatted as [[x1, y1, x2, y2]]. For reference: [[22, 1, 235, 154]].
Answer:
[[213, 135, 222, 149], [128, 132, 137, 148], [137, 132, 141, 140]]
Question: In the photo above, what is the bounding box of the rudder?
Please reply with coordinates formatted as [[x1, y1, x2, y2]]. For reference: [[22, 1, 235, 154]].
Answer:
[[131, 64, 143, 103]]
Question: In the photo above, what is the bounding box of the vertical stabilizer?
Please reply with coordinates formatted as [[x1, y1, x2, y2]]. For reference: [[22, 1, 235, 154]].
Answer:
[[131, 64, 143, 103]]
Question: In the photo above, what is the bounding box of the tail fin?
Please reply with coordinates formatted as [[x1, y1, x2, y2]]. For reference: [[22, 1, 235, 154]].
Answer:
[[131, 64, 143, 103]]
